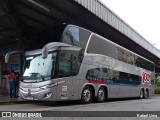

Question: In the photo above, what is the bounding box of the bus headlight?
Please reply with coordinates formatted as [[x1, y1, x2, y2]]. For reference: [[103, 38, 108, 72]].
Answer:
[[19, 86, 23, 90], [40, 84, 52, 90]]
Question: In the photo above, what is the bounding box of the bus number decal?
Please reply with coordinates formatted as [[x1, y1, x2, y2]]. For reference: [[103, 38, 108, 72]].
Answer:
[[142, 72, 151, 84], [62, 86, 67, 92]]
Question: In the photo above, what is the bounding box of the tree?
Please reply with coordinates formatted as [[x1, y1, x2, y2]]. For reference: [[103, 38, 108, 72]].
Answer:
[[155, 77, 160, 86]]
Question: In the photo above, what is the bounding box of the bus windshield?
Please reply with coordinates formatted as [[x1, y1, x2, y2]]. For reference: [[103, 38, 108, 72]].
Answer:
[[23, 51, 57, 81]]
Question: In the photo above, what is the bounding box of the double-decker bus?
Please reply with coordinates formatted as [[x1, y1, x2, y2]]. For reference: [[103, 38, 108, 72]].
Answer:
[[6, 24, 155, 103]]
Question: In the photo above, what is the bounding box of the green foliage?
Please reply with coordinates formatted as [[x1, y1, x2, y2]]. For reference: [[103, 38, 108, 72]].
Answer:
[[154, 77, 160, 94], [155, 86, 160, 94], [155, 77, 160, 86]]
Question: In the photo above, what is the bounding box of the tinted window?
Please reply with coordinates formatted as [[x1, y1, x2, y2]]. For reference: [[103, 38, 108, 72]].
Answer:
[[56, 49, 81, 77], [61, 26, 91, 49], [57, 59, 71, 76], [87, 33, 154, 72], [87, 35, 117, 59], [118, 72, 141, 84], [135, 57, 154, 71], [86, 68, 141, 85], [117, 47, 154, 71], [117, 47, 135, 65], [86, 68, 113, 82]]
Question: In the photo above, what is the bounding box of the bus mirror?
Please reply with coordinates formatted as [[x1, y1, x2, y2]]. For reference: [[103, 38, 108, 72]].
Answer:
[[79, 49, 84, 61], [42, 42, 71, 59], [5, 51, 23, 63], [25, 60, 31, 69], [5, 53, 10, 63]]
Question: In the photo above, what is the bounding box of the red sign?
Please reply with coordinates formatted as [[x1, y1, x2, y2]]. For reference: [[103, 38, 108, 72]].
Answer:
[[142, 72, 151, 84]]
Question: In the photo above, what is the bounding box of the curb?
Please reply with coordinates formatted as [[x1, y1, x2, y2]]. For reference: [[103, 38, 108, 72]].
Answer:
[[0, 99, 48, 105], [0, 100, 17, 104], [0, 99, 38, 105]]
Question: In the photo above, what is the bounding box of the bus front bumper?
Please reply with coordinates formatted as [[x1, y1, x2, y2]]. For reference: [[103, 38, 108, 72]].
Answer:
[[19, 88, 53, 100]]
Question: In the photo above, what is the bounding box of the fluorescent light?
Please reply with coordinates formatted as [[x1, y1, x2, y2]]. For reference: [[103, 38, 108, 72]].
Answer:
[[27, 0, 50, 12]]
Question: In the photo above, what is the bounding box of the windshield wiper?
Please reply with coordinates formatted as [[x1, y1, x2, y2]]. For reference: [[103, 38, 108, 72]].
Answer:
[[29, 73, 45, 81], [38, 74, 45, 81]]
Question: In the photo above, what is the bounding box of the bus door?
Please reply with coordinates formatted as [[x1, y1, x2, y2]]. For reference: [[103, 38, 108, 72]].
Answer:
[[71, 76, 80, 99], [56, 77, 79, 100], [56, 47, 82, 100], [56, 77, 73, 100]]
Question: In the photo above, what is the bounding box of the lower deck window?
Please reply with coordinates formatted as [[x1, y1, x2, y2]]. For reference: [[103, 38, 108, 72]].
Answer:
[[86, 68, 141, 85]]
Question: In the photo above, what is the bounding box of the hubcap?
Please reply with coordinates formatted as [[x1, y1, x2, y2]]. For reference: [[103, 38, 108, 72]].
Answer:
[[83, 89, 91, 102], [98, 89, 105, 101], [140, 90, 143, 98]]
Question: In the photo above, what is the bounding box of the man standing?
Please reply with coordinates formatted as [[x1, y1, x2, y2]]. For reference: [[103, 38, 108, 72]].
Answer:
[[8, 70, 16, 98], [15, 73, 20, 97]]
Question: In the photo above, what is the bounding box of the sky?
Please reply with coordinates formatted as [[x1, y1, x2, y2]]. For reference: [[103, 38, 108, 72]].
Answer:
[[100, 0, 160, 49]]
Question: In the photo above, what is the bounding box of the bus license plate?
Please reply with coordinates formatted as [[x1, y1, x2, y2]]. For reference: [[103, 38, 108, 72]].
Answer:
[[26, 96, 34, 100]]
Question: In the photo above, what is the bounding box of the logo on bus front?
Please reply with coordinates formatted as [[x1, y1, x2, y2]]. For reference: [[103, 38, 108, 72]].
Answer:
[[142, 72, 151, 85], [26, 83, 32, 87]]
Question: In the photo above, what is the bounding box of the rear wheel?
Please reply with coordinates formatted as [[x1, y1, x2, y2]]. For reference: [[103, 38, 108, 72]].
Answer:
[[81, 86, 93, 104], [146, 89, 149, 98], [143, 89, 148, 99], [139, 89, 144, 99], [96, 87, 106, 102]]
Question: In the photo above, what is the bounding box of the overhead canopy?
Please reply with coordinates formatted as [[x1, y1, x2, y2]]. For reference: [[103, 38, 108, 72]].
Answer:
[[0, 0, 160, 68]]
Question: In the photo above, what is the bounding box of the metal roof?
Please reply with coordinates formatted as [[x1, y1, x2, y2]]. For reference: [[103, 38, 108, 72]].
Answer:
[[75, 0, 160, 58], [0, 0, 20, 49]]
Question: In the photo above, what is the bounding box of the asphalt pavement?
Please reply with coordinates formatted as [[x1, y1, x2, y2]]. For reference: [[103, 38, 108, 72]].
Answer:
[[1, 95, 160, 120]]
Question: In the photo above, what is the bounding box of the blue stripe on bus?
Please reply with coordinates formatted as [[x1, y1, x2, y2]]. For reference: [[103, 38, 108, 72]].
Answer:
[[108, 82, 139, 87]]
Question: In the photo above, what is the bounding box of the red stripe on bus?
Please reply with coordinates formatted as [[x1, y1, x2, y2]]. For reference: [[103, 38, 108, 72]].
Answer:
[[88, 80, 107, 84]]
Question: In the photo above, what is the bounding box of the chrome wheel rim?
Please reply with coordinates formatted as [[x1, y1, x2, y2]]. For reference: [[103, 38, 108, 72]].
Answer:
[[83, 89, 91, 102], [140, 90, 143, 99], [97, 89, 105, 101]]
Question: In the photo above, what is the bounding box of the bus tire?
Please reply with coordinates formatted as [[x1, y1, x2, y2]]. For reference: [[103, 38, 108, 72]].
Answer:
[[81, 86, 93, 104], [96, 87, 106, 103], [143, 89, 148, 99], [146, 89, 149, 98], [139, 89, 144, 99]]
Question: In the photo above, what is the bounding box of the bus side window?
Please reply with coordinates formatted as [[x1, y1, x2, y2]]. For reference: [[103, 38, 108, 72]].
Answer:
[[61, 26, 91, 49]]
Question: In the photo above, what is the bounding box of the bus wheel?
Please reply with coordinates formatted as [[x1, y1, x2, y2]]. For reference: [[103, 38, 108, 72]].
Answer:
[[139, 89, 144, 99], [81, 86, 93, 104], [96, 87, 106, 102], [144, 90, 148, 99], [146, 89, 149, 98]]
